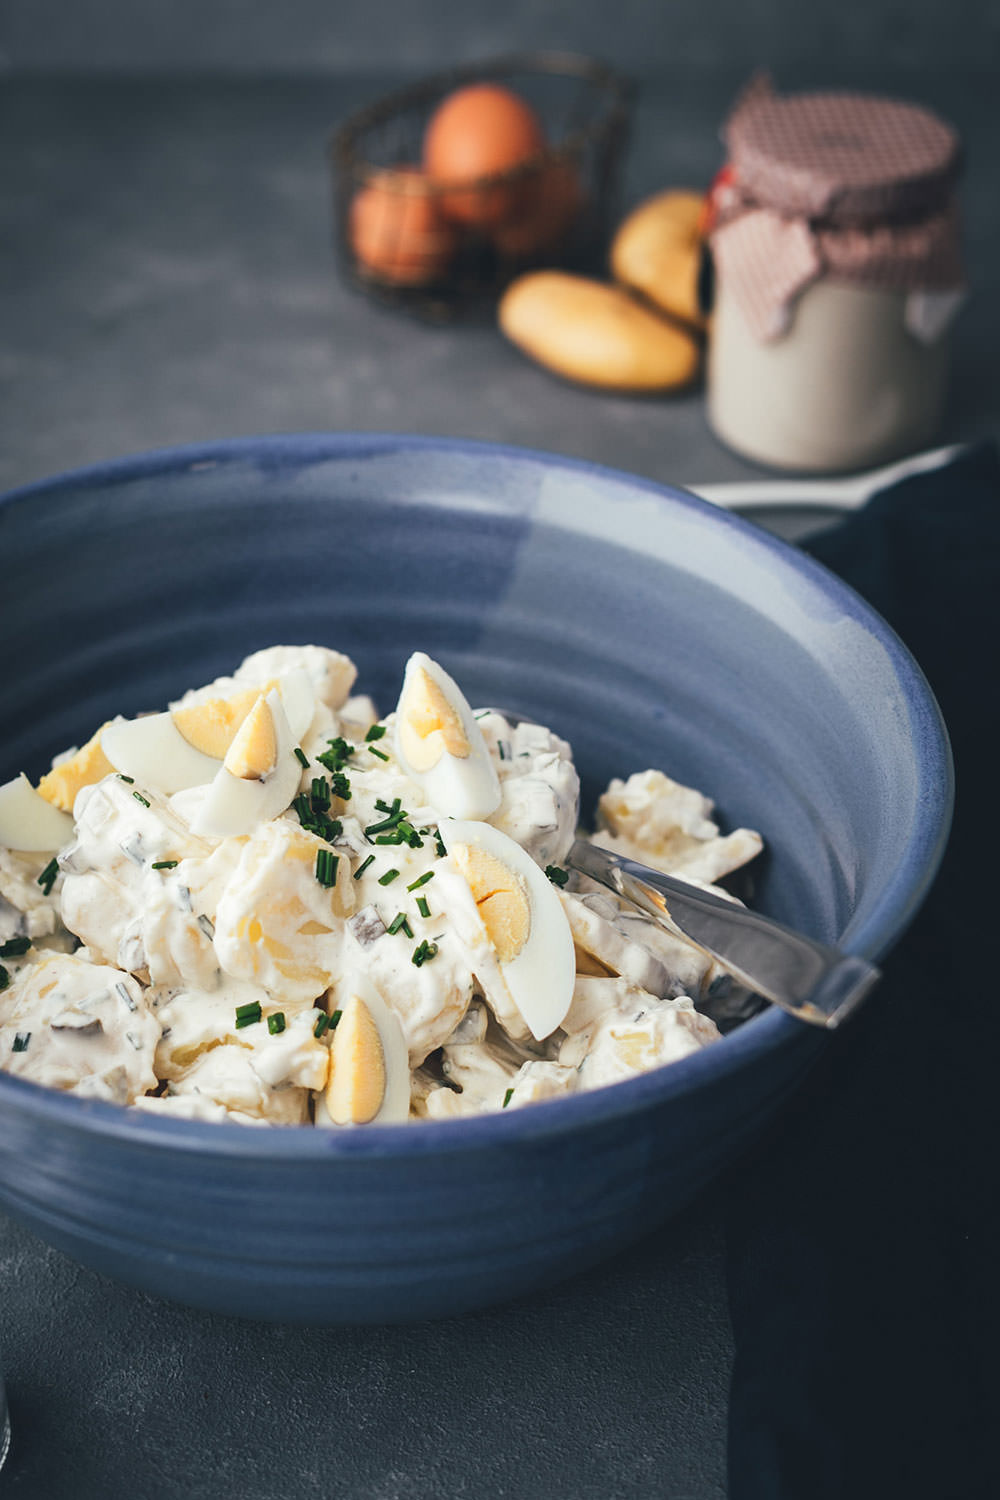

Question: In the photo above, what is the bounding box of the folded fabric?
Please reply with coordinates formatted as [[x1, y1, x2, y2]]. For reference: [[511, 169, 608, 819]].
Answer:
[[726, 441, 999, 1499]]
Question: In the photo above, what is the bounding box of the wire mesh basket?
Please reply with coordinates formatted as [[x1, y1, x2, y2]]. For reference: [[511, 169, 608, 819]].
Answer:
[[330, 52, 634, 322]]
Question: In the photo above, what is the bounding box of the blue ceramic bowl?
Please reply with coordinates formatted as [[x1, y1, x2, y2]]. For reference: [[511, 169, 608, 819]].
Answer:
[[0, 434, 952, 1323]]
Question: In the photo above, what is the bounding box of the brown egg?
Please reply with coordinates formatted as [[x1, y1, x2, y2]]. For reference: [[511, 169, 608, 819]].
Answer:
[[423, 83, 547, 229], [349, 166, 457, 286], [490, 158, 584, 260]]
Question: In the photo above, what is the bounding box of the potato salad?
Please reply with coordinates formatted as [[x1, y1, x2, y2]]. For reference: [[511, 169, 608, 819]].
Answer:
[[0, 646, 762, 1126]]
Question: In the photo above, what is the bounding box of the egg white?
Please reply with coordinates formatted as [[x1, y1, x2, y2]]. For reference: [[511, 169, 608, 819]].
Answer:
[[393, 652, 500, 820], [441, 817, 575, 1041], [0, 773, 75, 852]]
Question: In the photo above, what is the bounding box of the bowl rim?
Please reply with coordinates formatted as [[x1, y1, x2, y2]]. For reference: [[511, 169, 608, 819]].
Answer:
[[0, 430, 954, 1158]]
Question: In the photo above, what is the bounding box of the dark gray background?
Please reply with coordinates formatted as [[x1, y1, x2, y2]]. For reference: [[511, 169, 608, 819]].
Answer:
[[2, 0, 999, 73], [1, 4, 998, 1497]]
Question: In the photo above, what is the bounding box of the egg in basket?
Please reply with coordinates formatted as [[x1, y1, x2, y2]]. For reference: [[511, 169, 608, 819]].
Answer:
[[329, 53, 634, 321]]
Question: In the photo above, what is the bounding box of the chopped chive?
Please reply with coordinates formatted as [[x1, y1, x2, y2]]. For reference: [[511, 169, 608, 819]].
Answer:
[[12, 1030, 30, 1052], [132, 790, 151, 808], [151, 860, 178, 871], [365, 724, 387, 742], [235, 1001, 262, 1029], [434, 833, 446, 857], [498, 742, 508, 760], [365, 807, 407, 835], [294, 746, 310, 767], [0, 965, 9, 992], [378, 868, 400, 886], [386, 912, 409, 936], [545, 865, 569, 887], [315, 849, 339, 888], [353, 854, 375, 880], [375, 833, 404, 845], [503, 1088, 514, 1109], [235, 1000, 260, 1019], [368, 747, 389, 761], [267, 1011, 286, 1035], [311, 777, 331, 809], [0, 937, 31, 958], [37, 858, 59, 895], [406, 870, 434, 892], [411, 938, 439, 967], [197, 914, 215, 940], [116, 773, 135, 784], [416, 895, 431, 919], [329, 1008, 342, 1030], [330, 772, 351, 801], [313, 1012, 329, 1038]]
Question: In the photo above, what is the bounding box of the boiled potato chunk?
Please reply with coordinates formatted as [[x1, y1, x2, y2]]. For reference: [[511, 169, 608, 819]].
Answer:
[[610, 189, 706, 330], [498, 272, 700, 393]]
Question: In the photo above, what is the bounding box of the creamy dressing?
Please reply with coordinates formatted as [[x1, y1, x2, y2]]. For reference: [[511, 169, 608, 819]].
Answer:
[[0, 646, 764, 1124]]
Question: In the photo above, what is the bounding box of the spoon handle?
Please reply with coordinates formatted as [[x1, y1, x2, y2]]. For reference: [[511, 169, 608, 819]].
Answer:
[[567, 840, 880, 1030]]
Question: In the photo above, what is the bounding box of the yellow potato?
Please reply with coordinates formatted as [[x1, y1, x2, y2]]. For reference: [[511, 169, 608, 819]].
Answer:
[[610, 189, 706, 329], [498, 272, 700, 393]]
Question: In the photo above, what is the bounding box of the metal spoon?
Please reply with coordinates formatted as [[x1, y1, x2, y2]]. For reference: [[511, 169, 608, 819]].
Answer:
[[566, 839, 879, 1030], [486, 708, 880, 1030]]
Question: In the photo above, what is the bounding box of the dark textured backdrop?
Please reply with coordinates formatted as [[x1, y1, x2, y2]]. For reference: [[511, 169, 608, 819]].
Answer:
[[2, 0, 999, 74]]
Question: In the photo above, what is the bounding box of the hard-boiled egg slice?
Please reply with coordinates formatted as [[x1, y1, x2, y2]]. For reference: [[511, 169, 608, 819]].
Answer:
[[102, 671, 315, 794], [189, 689, 301, 838], [36, 725, 116, 813], [315, 976, 410, 1127], [393, 652, 500, 819], [441, 818, 575, 1041], [0, 773, 75, 852]]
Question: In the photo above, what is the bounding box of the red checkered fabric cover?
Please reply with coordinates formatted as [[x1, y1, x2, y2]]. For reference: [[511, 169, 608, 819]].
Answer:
[[709, 77, 965, 341]]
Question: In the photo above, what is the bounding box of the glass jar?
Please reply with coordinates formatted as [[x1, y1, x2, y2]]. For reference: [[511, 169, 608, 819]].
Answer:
[[706, 82, 965, 473]]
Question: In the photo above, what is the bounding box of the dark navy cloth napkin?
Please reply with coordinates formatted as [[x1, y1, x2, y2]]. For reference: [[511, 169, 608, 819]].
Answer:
[[726, 442, 1000, 1500]]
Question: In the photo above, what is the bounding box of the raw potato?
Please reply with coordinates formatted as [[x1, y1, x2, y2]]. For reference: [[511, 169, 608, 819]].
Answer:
[[610, 190, 706, 330], [498, 272, 700, 393]]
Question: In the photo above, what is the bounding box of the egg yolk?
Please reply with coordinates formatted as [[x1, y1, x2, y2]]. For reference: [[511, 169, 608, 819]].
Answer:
[[451, 843, 531, 964], [399, 667, 470, 770]]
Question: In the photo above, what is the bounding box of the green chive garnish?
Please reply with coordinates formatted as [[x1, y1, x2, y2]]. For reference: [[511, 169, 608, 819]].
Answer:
[[406, 870, 434, 892], [0, 937, 31, 958], [313, 1012, 329, 1038], [12, 1031, 30, 1052], [315, 849, 339, 887], [503, 1088, 514, 1109], [368, 747, 389, 761], [330, 772, 351, 801], [235, 1001, 262, 1029], [353, 854, 375, 880], [365, 724, 387, 742], [151, 860, 178, 871], [132, 791, 150, 808], [411, 939, 439, 967], [37, 858, 59, 895], [433, 833, 446, 857], [267, 1012, 286, 1035], [311, 777, 331, 808], [0, 965, 9, 992], [387, 912, 413, 938], [545, 865, 569, 887], [416, 896, 430, 919], [294, 747, 309, 767], [378, 868, 400, 886], [329, 1008, 342, 1030], [116, 773, 135, 784], [365, 807, 406, 835]]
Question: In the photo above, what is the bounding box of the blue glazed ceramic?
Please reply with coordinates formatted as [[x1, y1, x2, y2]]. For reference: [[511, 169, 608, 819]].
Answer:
[[0, 434, 952, 1323]]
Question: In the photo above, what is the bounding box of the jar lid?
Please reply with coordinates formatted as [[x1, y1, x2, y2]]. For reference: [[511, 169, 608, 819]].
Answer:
[[725, 84, 962, 225]]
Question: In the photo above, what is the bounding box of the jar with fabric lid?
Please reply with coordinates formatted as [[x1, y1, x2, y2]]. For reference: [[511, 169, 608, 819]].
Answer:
[[705, 79, 965, 472]]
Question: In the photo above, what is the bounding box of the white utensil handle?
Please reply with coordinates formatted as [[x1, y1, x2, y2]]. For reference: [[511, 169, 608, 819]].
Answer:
[[688, 443, 965, 511]]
